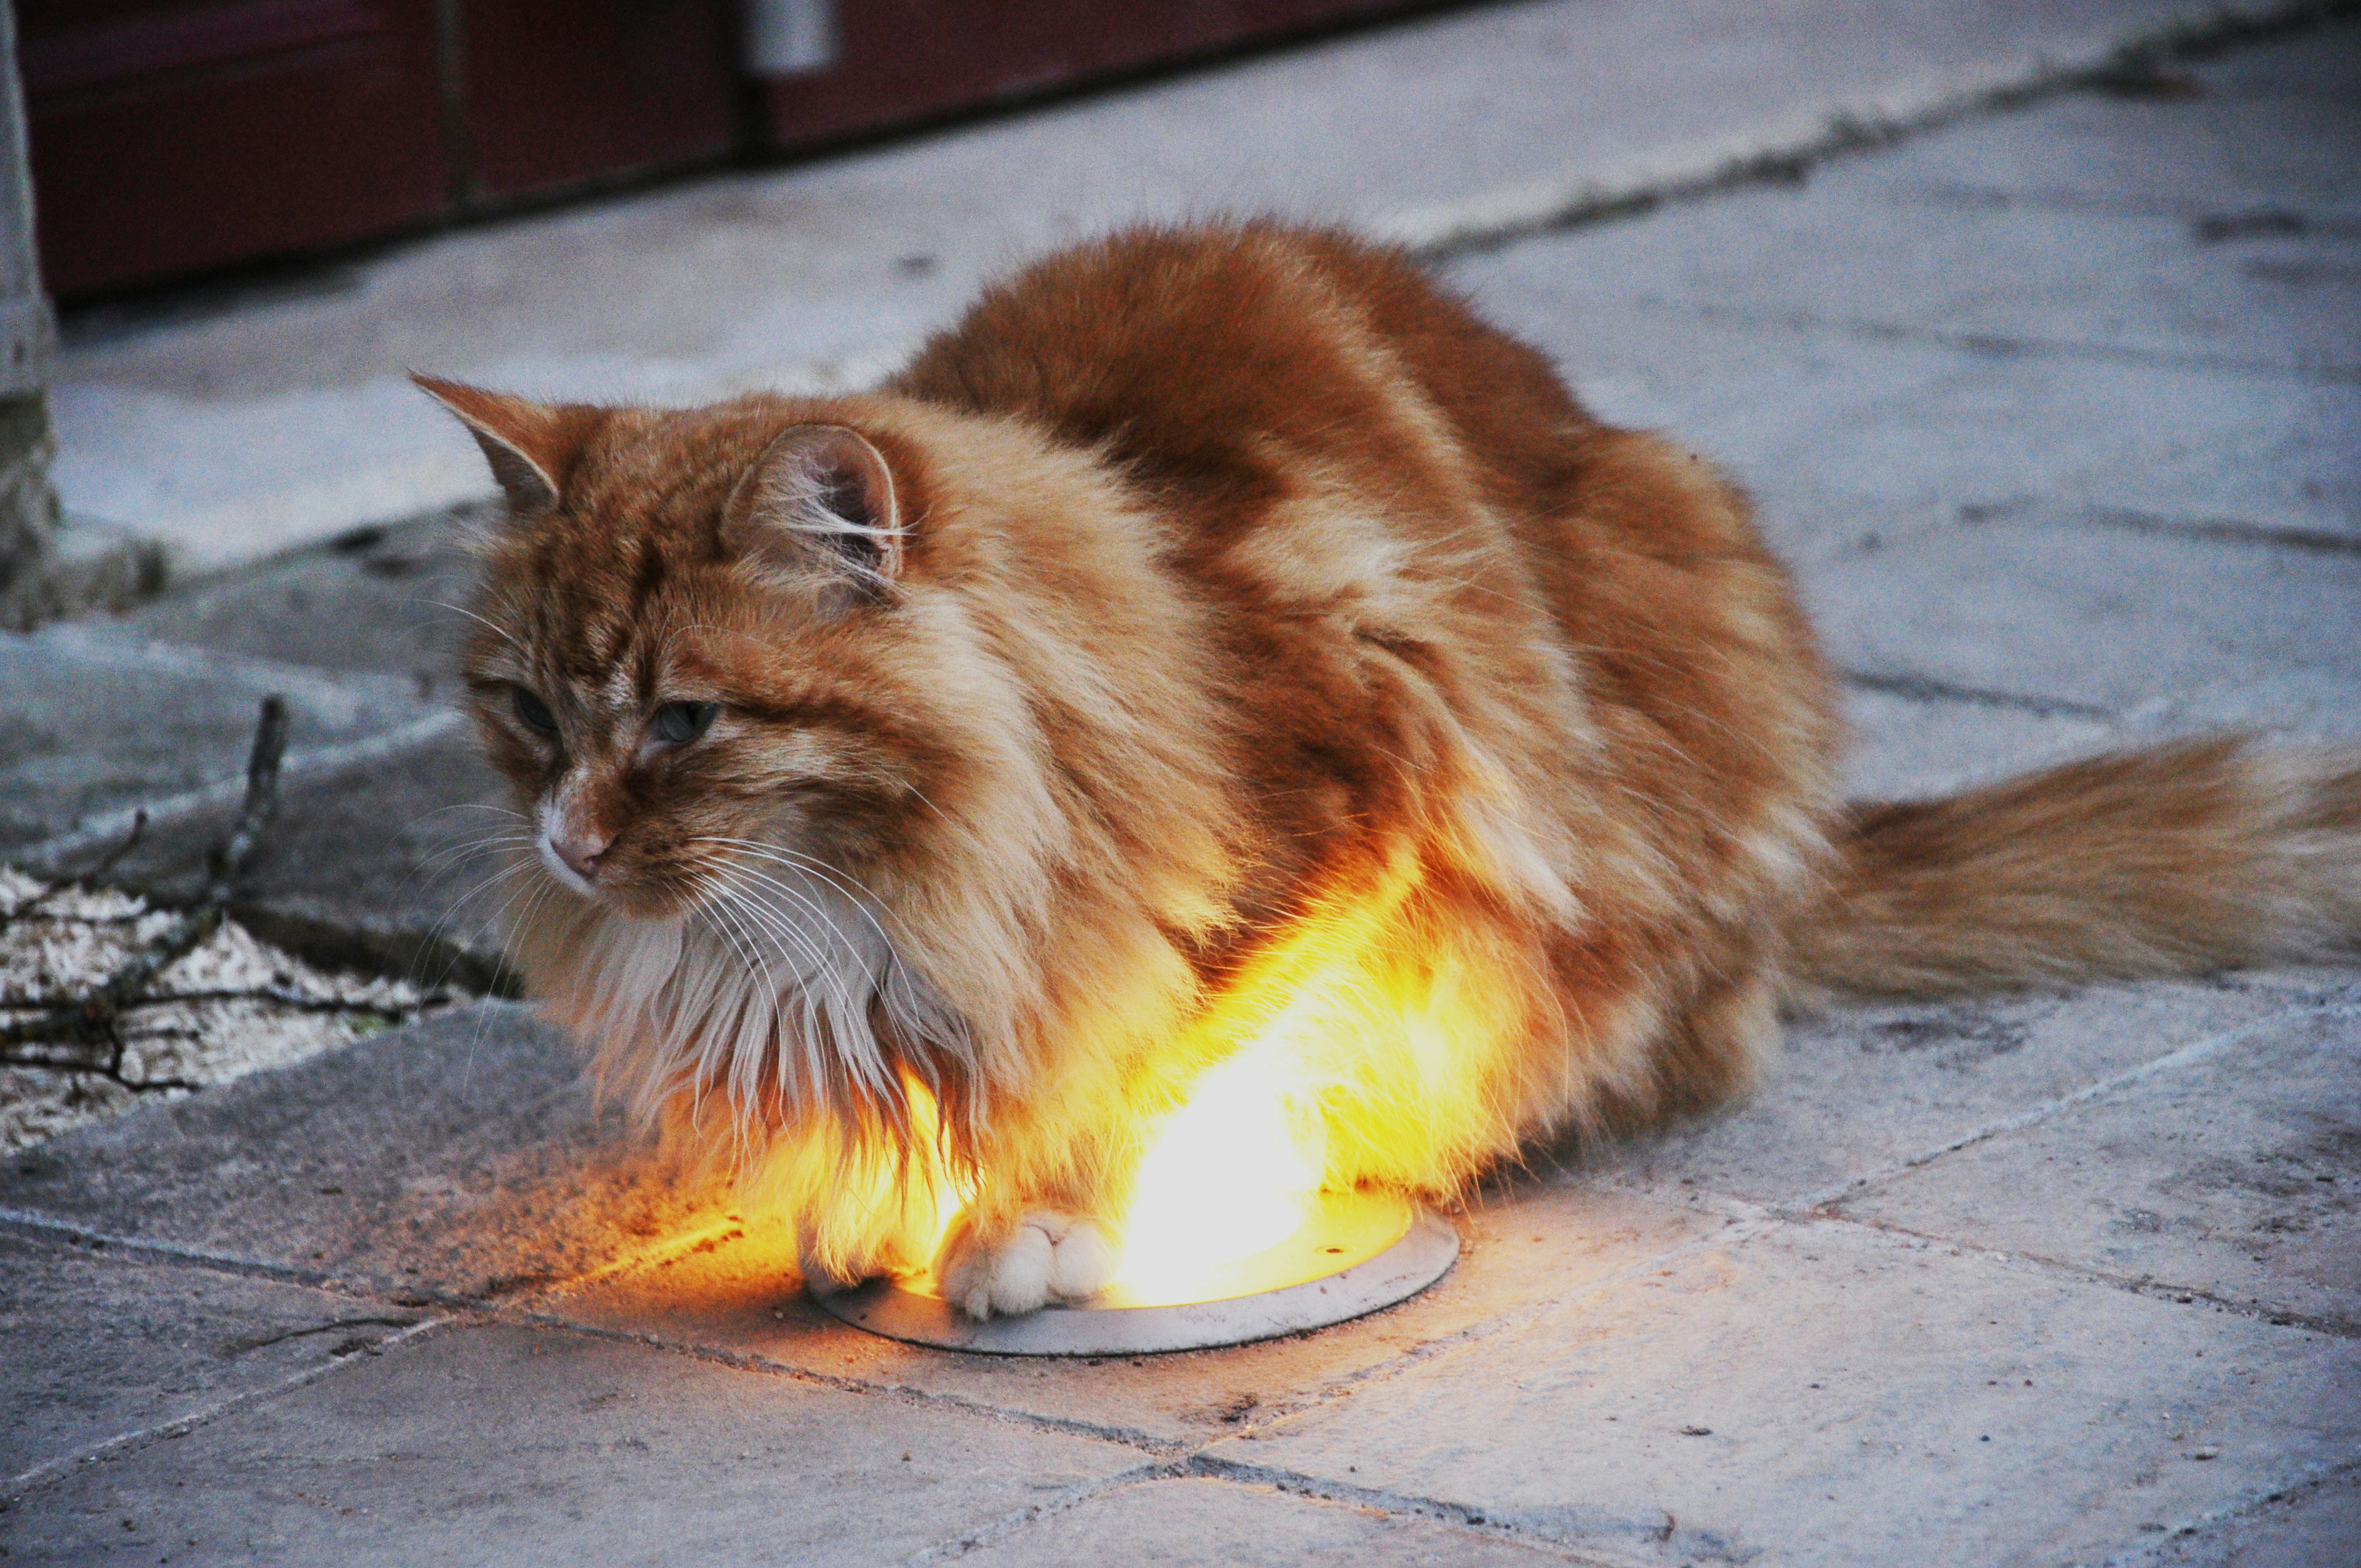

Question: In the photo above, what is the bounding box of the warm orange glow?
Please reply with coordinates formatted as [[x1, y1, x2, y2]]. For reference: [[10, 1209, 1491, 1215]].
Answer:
[[742, 847, 1519, 1310], [1111, 852, 1445, 1300]]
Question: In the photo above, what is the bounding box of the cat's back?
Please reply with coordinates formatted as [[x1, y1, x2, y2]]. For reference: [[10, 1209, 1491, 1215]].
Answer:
[[892, 221, 1589, 536]]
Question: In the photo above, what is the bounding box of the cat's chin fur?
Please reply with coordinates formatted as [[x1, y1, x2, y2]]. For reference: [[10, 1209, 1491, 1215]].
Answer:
[[512, 868, 984, 1283], [518, 882, 1137, 1307], [523, 874, 965, 1136]]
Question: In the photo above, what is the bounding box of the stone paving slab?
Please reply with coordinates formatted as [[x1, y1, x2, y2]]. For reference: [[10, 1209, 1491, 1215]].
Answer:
[[0, 1230, 422, 1486], [1450, 23, 2361, 550], [954, 1476, 1580, 1566], [0, 624, 443, 858], [53, 726, 516, 990], [0, 1321, 1144, 1567], [2148, 1465, 2361, 1566], [1599, 981, 2338, 1211], [1520, 73, 2361, 382], [0, 1004, 721, 1303], [1843, 1003, 2361, 1332], [1214, 1219, 2361, 1567], [532, 1176, 1721, 1449], [1459, 256, 2361, 559], [1801, 513, 2361, 722], [1894, 26, 2361, 216], [1838, 684, 2121, 799], [116, 508, 489, 689]]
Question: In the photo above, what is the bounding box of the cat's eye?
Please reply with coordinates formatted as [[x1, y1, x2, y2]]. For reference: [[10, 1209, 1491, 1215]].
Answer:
[[510, 686, 558, 735], [651, 700, 719, 746]]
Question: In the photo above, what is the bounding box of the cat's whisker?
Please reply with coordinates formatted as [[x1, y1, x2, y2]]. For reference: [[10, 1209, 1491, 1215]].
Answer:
[[702, 848, 953, 1076], [698, 847, 892, 973], [425, 598, 534, 665], [687, 836, 898, 939], [709, 877, 877, 1077]]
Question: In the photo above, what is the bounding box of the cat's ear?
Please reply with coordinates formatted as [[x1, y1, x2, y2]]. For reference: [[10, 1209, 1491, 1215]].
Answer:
[[411, 374, 570, 521], [722, 424, 906, 599]]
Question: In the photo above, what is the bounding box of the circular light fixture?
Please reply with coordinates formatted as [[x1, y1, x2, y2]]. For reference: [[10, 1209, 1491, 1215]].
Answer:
[[815, 1190, 1458, 1355]]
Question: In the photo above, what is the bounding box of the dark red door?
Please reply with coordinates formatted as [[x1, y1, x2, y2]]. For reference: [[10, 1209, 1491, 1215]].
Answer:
[[756, 1, 1417, 151], [20, 0, 453, 298], [453, 0, 739, 200], [21, 1, 1423, 299]]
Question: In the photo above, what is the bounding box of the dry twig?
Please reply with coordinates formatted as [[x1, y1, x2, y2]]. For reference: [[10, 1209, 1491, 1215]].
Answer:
[[1, 696, 288, 1062]]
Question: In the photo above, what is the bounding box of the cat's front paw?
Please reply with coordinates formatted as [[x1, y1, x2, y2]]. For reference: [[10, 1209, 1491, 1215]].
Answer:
[[938, 1210, 1118, 1320]]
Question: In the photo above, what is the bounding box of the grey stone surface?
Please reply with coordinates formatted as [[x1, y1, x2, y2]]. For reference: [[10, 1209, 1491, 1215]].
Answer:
[[1452, 22, 2361, 551], [1839, 683, 2121, 799], [2146, 1465, 2361, 1566], [1844, 1003, 2361, 1330], [1524, 95, 2361, 384], [1890, 29, 2361, 218], [1460, 264, 2361, 560], [0, 624, 443, 857], [0, 1321, 1141, 1566], [0, 1230, 419, 1484], [1599, 980, 2333, 1209], [534, 1176, 1718, 1447], [954, 1476, 1571, 1566], [58, 726, 518, 989], [1220, 1220, 2361, 1567], [117, 507, 491, 686], [0, 1004, 723, 1302], [1801, 512, 2361, 722], [5, 10, 2359, 1567]]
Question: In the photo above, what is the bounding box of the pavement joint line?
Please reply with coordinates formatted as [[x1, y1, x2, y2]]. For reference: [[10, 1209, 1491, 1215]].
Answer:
[[1793, 998, 2361, 1218], [0, 1204, 353, 1293], [17, 707, 469, 872], [515, 1208, 754, 1299], [1185, 1453, 1669, 1568], [0, 1187, 730, 1321], [1637, 296, 2361, 385], [1952, 494, 2361, 560], [1900, 183, 2361, 230], [1608, 1172, 2361, 1337], [2069, 505, 2361, 558], [1384, 0, 2361, 259], [1838, 668, 2121, 721], [0, 1314, 454, 1505], [2097, 1454, 2361, 1568], [1808, 1207, 2361, 1340], [896, 1459, 1194, 1566], [491, 1306, 1192, 1457]]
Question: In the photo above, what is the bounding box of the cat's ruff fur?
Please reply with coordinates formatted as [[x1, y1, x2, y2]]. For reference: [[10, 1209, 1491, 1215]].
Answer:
[[427, 221, 2361, 1318]]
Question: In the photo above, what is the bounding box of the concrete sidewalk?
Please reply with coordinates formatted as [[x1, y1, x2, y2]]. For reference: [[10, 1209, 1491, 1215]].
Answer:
[[4, 5, 2359, 1564]]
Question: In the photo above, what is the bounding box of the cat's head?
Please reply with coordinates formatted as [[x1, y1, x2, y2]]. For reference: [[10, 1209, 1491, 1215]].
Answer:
[[426, 379, 909, 911], [421, 374, 1233, 1138]]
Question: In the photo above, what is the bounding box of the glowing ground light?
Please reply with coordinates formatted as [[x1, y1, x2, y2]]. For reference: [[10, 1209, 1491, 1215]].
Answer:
[[814, 860, 1463, 1352], [1110, 1041, 1326, 1302]]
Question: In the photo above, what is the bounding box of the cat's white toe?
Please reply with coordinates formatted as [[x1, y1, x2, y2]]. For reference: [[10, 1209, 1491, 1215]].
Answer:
[[941, 1211, 1117, 1320]]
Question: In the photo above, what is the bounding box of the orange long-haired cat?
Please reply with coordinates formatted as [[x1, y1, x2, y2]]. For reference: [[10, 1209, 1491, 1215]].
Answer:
[[422, 222, 2360, 1318]]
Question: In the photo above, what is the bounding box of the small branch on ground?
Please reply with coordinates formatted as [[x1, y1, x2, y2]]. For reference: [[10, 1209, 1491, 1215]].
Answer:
[[0, 811, 147, 932], [1, 697, 288, 1056]]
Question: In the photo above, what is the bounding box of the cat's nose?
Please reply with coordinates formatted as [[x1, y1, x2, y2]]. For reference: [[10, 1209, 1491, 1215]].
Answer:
[[550, 826, 612, 881]]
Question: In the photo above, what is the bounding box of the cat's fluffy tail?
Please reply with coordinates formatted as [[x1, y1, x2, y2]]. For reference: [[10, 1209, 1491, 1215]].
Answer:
[[1786, 737, 2361, 1003]]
